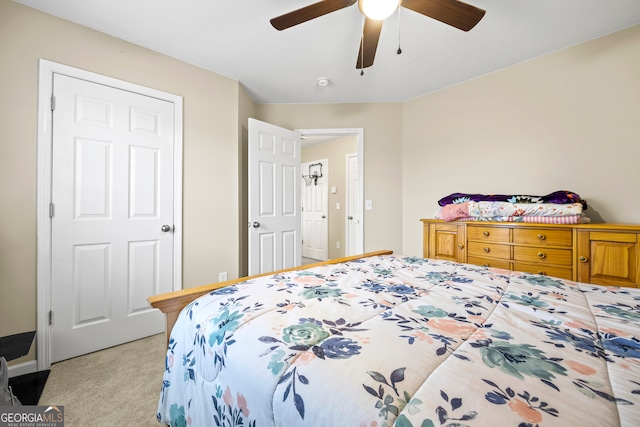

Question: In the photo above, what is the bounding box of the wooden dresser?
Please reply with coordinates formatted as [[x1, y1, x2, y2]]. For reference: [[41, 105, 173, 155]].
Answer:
[[421, 219, 640, 288]]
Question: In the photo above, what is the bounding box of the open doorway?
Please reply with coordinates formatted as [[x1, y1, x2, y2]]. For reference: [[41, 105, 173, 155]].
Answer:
[[240, 124, 363, 276], [299, 128, 364, 262]]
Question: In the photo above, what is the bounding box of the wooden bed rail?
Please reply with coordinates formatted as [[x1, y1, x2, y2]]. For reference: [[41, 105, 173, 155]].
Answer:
[[147, 250, 393, 341]]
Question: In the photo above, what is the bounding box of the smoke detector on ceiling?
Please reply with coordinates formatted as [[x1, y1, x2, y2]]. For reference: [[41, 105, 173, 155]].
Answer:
[[317, 77, 330, 87]]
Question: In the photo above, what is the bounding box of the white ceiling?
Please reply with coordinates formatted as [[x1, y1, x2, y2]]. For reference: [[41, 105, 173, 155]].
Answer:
[[15, 0, 640, 104]]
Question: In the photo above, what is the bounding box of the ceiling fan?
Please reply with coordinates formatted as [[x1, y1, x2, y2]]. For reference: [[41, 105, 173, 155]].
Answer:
[[270, 0, 486, 70]]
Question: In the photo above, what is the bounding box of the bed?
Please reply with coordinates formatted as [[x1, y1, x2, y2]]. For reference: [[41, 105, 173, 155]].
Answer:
[[149, 250, 640, 426]]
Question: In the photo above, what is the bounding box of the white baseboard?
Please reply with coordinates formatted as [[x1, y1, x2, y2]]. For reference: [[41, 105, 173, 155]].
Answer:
[[7, 360, 38, 378]]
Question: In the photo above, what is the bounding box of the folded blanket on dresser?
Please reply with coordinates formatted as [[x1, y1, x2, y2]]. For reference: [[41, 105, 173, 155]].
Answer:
[[469, 201, 584, 218], [439, 215, 589, 224], [438, 201, 584, 222], [438, 190, 587, 209]]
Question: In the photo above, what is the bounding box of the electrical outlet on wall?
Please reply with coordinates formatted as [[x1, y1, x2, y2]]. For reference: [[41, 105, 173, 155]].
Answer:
[[219, 272, 228, 282], [336, 242, 341, 249]]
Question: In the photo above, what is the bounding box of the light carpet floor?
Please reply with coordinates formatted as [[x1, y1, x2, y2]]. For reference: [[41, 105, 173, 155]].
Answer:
[[38, 334, 166, 426]]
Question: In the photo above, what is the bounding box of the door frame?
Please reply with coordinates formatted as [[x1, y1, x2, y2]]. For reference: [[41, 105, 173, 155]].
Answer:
[[345, 152, 359, 256], [297, 128, 364, 255], [35, 59, 183, 370]]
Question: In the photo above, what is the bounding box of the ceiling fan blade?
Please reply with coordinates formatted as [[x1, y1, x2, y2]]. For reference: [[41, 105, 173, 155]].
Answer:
[[271, 0, 357, 30], [356, 18, 383, 69], [401, 0, 485, 31]]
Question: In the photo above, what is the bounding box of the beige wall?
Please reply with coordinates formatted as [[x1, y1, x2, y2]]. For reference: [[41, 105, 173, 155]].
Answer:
[[0, 1, 242, 363], [302, 136, 358, 259], [402, 24, 640, 256], [255, 103, 404, 255]]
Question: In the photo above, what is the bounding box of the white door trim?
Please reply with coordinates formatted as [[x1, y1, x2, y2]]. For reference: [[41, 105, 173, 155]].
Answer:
[[345, 152, 360, 256], [297, 128, 364, 255], [36, 59, 183, 370]]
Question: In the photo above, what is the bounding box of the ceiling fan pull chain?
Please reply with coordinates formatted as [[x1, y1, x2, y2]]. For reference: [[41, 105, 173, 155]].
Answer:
[[397, 6, 402, 55]]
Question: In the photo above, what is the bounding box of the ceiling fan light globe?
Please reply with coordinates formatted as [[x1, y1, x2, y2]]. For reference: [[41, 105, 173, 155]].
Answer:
[[358, 0, 399, 20]]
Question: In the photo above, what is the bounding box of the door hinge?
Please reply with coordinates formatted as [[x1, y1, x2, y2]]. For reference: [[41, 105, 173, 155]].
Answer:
[[50, 95, 56, 111], [49, 310, 53, 326], [49, 203, 55, 218]]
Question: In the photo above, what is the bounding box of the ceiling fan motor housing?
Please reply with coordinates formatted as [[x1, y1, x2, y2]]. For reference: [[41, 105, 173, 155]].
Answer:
[[358, 0, 400, 20]]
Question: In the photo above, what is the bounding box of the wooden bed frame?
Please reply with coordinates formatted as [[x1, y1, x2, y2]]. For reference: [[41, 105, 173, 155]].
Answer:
[[147, 250, 393, 341]]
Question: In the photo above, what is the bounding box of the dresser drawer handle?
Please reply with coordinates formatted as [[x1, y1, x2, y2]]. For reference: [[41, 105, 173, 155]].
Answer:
[[537, 234, 545, 240], [483, 247, 490, 253], [483, 231, 490, 237], [537, 252, 546, 259], [579, 256, 588, 263], [457, 244, 464, 249], [537, 271, 547, 276]]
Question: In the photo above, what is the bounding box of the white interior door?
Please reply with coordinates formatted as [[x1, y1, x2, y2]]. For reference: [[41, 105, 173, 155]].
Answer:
[[301, 160, 328, 261], [248, 118, 301, 275], [346, 153, 362, 256], [50, 73, 175, 362]]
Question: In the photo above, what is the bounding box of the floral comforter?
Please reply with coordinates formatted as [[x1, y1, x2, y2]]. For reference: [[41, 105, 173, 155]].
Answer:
[[157, 255, 640, 427]]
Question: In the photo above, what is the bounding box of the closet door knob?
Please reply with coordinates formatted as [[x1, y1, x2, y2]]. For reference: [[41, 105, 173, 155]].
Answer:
[[252, 222, 260, 228], [457, 244, 464, 249], [579, 256, 588, 263]]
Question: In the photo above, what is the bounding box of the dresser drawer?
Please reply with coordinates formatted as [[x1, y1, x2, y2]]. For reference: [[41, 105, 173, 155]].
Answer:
[[513, 228, 572, 247], [468, 256, 511, 270], [468, 241, 511, 260], [513, 246, 572, 266], [467, 226, 510, 242], [513, 263, 573, 280]]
